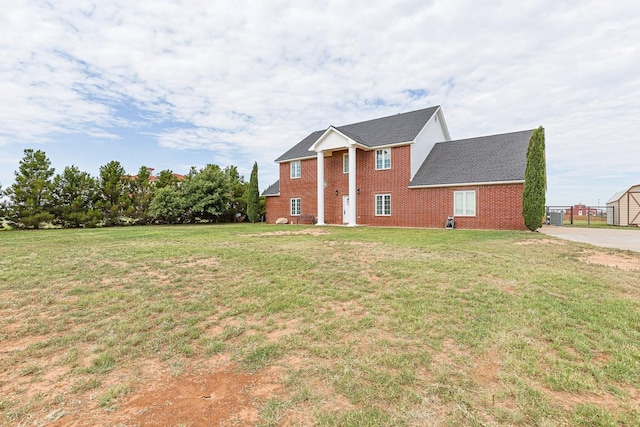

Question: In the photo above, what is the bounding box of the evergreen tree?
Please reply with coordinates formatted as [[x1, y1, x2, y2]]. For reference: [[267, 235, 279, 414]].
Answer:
[[522, 127, 546, 231], [0, 183, 6, 221], [246, 162, 260, 223], [5, 149, 55, 228], [154, 169, 180, 190], [97, 160, 129, 226], [182, 164, 232, 222], [52, 165, 101, 228], [128, 166, 153, 225]]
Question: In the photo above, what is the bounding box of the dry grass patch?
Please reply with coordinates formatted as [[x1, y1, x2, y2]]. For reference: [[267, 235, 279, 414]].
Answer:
[[514, 238, 566, 246]]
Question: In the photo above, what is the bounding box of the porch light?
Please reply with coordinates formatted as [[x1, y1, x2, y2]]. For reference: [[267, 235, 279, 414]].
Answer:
[[335, 189, 339, 196]]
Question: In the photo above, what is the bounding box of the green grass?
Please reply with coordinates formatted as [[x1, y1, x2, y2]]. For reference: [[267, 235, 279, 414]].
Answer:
[[563, 219, 640, 229], [1, 224, 639, 425]]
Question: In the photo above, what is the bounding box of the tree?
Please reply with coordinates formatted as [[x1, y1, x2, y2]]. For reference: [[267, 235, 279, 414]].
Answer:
[[221, 165, 248, 222], [5, 149, 55, 228], [182, 164, 232, 222], [246, 162, 260, 223], [149, 186, 184, 224], [97, 160, 129, 226], [0, 183, 6, 220], [128, 166, 153, 225], [522, 126, 546, 231], [52, 165, 101, 228], [154, 169, 181, 190]]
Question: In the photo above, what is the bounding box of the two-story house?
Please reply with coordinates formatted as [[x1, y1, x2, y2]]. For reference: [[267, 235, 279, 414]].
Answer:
[[263, 106, 540, 230]]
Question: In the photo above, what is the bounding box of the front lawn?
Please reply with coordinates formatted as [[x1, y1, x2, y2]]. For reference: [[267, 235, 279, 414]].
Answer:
[[1, 224, 638, 425]]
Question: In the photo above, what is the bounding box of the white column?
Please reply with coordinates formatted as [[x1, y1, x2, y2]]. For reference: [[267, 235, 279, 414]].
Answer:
[[348, 145, 357, 226], [316, 151, 325, 225]]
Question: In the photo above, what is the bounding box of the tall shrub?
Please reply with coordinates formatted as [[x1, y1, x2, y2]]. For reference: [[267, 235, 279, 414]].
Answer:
[[247, 162, 260, 223], [522, 126, 546, 231], [182, 164, 232, 222]]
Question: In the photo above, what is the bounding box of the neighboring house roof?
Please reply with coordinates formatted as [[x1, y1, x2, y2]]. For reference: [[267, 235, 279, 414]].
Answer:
[[262, 180, 280, 197], [409, 129, 534, 187], [127, 167, 185, 182], [275, 106, 440, 162]]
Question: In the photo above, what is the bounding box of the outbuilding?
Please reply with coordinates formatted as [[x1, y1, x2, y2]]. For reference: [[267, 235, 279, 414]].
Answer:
[[606, 184, 640, 226]]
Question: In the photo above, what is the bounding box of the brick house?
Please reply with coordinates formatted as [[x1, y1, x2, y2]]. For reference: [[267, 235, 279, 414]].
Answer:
[[263, 106, 539, 230]]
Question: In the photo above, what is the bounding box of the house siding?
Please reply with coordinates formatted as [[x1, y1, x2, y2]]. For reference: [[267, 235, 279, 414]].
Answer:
[[607, 184, 640, 226], [265, 146, 527, 230]]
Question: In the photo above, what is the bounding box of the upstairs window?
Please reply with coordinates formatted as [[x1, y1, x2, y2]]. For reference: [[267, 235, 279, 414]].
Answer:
[[375, 148, 391, 170], [454, 190, 476, 216], [343, 153, 349, 174], [290, 160, 301, 179]]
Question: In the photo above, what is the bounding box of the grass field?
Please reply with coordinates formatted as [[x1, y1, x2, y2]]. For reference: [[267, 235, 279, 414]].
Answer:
[[1, 224, 639, 426]]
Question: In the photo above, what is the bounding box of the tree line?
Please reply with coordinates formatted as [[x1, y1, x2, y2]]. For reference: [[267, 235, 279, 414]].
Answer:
[[0, 149, 264, 229]]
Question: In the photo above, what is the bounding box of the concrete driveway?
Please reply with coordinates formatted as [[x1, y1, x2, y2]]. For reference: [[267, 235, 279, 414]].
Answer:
[[539, 225, 640, 253]]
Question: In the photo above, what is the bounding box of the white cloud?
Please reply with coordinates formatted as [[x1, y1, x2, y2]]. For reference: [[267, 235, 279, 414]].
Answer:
[[1, 0, 639, 203]]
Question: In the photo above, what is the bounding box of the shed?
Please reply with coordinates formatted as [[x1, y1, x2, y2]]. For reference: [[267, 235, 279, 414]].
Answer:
[[606, 184, 640, 226]]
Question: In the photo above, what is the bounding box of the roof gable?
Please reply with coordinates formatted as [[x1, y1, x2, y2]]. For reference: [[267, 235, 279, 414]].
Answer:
[[334, 106, 440, 148], [275, 107, 440, 162], [409, 129, 534, 187], [607, 184, 640, 203], [275, 130, 325, 163]]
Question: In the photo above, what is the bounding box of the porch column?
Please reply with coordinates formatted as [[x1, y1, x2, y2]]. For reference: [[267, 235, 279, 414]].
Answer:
[[316, 151, 325, 225], [348, 145, 357, 226]]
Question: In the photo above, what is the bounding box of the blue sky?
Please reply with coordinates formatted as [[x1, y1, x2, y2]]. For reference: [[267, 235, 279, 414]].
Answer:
[[1, 0, 639, 206]]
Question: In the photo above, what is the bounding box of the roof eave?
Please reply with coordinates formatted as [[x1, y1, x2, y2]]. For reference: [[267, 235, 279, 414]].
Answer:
[[408, 179, 525, 189], [275, 154, 317, 164]]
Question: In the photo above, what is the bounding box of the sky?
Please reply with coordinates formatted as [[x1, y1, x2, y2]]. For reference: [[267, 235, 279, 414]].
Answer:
[[1, 0, 639, 207]]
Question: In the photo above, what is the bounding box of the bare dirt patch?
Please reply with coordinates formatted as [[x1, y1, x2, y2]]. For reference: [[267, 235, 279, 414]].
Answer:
[[581, 251, 640, 271], [0, 334, 50, 353], [45, 358, 286, 427], [122, 366, 283, 426], [473, 351, 501, 390], [538, 384, 629, 413]]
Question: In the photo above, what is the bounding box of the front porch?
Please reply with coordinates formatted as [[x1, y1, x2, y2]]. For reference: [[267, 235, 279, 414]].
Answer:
[[310, 127, 360, 226]]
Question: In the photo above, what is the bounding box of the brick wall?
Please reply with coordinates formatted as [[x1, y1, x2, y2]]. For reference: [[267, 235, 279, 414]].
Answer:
[[265, 146, 527, 230]]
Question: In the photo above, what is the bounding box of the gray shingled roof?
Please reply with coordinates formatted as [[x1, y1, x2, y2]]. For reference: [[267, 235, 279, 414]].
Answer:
[[409, 129, 534, 187], [262, 180, 280, 196], [275, 107, 439, 162]]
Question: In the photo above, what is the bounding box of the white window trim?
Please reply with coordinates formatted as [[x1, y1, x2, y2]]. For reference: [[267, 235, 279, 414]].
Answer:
[[454, 190, 476, 217], [375, 148, 391, 170], [290, 160, 301, 179], [290, 198, 301, 216], [343, 153, 349, 174], [375, 194, 391, 216]]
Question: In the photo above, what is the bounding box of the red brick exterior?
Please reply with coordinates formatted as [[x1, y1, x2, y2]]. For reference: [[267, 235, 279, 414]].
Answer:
[[265, 145, 527, 230]]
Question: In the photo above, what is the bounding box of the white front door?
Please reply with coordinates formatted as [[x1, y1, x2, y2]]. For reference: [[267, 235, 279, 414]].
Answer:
[[342, 195, 350, 224]]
